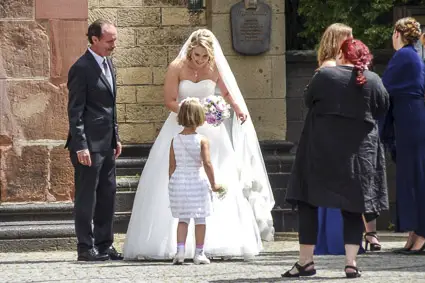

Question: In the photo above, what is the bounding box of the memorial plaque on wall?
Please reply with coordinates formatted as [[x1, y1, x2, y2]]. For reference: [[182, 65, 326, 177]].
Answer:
[[230, 0, 272, 55]]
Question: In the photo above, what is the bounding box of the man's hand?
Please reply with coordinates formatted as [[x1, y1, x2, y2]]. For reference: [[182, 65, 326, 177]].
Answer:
[[77, 149, 92, 167], [114, 142, 122, 159]]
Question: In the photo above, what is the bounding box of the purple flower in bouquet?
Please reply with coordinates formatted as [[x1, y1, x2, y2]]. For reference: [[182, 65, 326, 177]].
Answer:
[[203, 95, 231, 127], [206, 113, 217, 125]]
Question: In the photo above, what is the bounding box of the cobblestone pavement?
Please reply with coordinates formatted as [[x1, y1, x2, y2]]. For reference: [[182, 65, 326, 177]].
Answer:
[[0, 240, 424, 283]]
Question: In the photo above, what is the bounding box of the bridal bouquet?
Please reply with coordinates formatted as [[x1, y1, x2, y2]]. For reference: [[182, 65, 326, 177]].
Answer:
[[203, 95, 231, 127]]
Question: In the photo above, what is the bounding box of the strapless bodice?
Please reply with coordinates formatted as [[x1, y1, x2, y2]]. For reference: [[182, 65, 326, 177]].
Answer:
[[178, 79, 217, 101]]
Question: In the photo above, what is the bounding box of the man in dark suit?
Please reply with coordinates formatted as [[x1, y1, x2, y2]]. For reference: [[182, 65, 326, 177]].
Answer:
[[66, 19, 123, 261]]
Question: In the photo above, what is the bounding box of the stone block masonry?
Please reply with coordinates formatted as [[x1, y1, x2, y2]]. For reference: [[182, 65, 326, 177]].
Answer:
[[91, 0, 286, 143], [1, 0, 287, 203], [90, 0, 207, 144], [0, 0, 88, 202], [208, 0, 286, 140]]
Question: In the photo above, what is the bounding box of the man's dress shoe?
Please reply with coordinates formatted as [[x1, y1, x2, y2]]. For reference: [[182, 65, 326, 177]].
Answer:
[[99, 246, 124, 260], [77, 248, 109, 261]]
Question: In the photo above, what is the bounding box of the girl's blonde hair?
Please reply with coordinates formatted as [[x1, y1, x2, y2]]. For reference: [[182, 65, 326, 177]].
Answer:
[[177, 98, 205, 128], [394, 17, 424, 46], [186, 29, 215, 70], [317, 23, 353, 66]]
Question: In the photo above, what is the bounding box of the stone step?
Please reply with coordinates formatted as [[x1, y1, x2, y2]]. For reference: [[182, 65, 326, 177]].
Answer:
[[120, 144, 152, 158], [116, 190, 135, 213], [119, 141, 295, 159], [111, 208, 297, 234], [114, 177, 291, 212], [0, 204, 396, 252], [115, 188, 292, 215], [0, 212, 129, 238], [264, 154, 295, 173], [117, 176, 139, 190], [0, 203, 74, 223], [0, 212, 131, 252], [274, 231, 409, 242], [117, 167, 142, 176], [115, 173, 291, 191], [272, 187, 291, 209], [272, 208, 298, 232], [0, 201, 131, 231], [0, 220, 75, 239], [259, 140, 295, 155], [268, 172, 290, 189], [116, 154, 295, 176]]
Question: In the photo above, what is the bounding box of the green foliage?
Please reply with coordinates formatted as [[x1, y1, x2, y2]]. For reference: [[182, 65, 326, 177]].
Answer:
[[298, 0, 425, 50]]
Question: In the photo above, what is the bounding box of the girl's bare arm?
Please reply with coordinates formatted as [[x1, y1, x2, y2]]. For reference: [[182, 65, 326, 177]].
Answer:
[[200, 137, 218, 191], [169, 139, 176, 179]]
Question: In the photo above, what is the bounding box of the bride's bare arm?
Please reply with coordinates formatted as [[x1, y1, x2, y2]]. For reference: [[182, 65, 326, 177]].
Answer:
[[216, 73, 237, 108], [216, 72, 247, 122], [164, 60, 182, 113]]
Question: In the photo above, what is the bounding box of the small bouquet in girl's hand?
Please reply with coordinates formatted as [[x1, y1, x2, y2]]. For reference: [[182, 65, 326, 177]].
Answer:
[[203, 95, 231, 127], [213, 184, 228, 200]]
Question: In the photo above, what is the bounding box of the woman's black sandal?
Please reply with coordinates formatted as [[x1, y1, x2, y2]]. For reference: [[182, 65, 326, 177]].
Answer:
[[281, 261, 316, 278], [364, 231, 381, 251], [345, 265, 361, 278]]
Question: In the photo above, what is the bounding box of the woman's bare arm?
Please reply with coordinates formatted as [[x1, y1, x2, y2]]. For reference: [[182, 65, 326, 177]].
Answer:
[[216, 73, 237, 107], [164, 60, 182, 113], [216, 72, 247, 123]]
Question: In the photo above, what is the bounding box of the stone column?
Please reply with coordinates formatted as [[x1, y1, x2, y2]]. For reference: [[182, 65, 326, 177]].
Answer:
[[208, 0, 286, 140], [0, 0, 88, 202]]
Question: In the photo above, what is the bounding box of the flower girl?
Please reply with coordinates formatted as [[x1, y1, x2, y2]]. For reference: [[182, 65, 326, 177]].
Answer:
[[168, 97, 221, 265]]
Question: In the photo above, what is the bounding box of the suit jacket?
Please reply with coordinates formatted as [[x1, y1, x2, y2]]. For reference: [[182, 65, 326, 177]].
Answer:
[[65, 50, 120, 152]]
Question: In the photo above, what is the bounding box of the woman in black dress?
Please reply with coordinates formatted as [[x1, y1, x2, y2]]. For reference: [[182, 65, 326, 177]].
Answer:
[[283, 38, 389, 278]]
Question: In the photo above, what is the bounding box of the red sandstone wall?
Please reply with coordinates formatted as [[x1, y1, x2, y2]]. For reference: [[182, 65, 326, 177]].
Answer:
[[0, 0, 88, 202]]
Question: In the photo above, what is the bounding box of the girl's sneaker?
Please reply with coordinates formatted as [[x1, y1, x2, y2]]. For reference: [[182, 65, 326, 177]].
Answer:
[[193, 252, 210, 264], [173, 250, 185, 265]]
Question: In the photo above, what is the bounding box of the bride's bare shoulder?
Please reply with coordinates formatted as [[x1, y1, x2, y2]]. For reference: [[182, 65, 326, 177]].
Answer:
[[211, 64, 220, 79], [168, 58, 186, 70]]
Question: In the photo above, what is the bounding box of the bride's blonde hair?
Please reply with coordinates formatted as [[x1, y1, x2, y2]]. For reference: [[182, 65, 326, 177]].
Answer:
[[186, 29, 215, 70]]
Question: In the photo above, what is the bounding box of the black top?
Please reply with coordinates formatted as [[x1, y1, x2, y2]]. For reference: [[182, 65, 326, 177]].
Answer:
[[286, 65, 390, 214]]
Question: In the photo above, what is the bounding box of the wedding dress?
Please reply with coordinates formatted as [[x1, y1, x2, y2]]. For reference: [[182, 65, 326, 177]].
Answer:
[[123, 30, 274, 260]]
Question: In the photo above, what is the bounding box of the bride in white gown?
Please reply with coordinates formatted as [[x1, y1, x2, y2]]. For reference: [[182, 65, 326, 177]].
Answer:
[[123, 29, 275, 260]]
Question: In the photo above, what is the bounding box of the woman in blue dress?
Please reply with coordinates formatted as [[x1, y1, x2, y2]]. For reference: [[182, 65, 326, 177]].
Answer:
[[313, 23, 376, 255], [381, 17, 425, 254]]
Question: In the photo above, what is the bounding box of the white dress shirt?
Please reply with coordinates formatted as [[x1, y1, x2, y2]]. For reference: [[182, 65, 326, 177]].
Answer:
[[88, 48, 113, 88]]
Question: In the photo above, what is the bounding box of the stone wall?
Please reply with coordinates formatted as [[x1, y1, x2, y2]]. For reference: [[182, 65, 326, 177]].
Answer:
[[88, 0, 207, 143], [0, 0, 88, 202], [208, 0, 286, 140], [1, 0, 286, 203], [88, 0, 286, 143]]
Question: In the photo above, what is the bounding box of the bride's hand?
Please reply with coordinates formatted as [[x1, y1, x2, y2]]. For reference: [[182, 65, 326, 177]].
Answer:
[[235, 107, 247, 124]]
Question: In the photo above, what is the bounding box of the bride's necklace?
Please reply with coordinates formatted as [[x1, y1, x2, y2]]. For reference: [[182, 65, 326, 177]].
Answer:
[[189, 61, 201, 79]]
